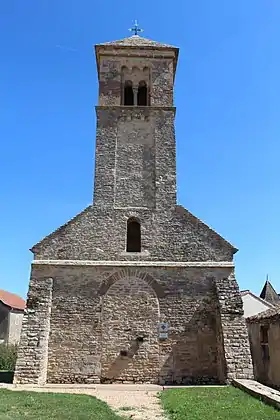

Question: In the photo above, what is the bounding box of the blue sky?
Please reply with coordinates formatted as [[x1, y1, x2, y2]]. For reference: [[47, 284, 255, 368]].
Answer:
[[0, 1, 280, 299]]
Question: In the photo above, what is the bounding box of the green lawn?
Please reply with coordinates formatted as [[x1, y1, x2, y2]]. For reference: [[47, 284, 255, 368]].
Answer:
[[160, 386, 280, 420], [0, 390, 125, 420]]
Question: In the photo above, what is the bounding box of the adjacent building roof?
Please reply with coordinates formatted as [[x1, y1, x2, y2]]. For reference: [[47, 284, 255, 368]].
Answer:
[[0, 289, 25, 310], [247, 305, 280, 322], [241, 290, 275, 307], [96, 34, 177, 49], [240, 290, 275, 318], [260, 280, 280, 305]]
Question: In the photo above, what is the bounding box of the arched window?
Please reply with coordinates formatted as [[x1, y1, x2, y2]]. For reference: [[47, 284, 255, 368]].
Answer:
[[126, 218, 141, 252], [137, 81, 148, 106], [124, 80, 134, 105]]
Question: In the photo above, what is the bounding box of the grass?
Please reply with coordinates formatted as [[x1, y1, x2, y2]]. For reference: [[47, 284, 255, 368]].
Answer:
[[0, 389, 125, 420], [160, 386, 280, 420]]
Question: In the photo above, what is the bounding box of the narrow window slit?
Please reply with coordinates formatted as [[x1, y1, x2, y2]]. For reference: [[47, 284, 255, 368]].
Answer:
[[124, 80, 134, 105], [126, 218, 141, 252], [137, 81, 148, 106]]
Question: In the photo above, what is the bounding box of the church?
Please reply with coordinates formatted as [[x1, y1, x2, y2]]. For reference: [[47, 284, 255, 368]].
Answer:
[[14, 27, 253, 385]]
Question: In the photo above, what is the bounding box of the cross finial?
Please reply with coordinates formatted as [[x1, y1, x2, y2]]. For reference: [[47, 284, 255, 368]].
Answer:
[[129, 20, 144, 36]]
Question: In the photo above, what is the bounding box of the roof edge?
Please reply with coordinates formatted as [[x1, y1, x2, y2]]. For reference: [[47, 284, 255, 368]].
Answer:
[[241, 290, 276, 308], [176, 205, 238, 253], [31, 205, 92, 252]]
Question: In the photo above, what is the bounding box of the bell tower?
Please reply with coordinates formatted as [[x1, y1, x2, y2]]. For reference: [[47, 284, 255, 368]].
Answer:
[[93, 28, 179, 211]]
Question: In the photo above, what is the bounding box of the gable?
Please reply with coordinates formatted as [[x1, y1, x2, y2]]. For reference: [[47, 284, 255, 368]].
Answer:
[[241, 291, 274, 318], [31, 206, 92, 256], [32, 204, 236, 262], [174, 205, 237, 261]]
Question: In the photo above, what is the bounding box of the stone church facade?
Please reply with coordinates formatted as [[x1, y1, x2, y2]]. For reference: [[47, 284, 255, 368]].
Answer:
[[14, 33, 253, 385]]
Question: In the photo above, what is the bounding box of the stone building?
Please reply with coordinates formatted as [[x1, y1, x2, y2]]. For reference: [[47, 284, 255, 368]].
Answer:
[[247, 306, 280, 389], [0, 290, 25, 345], [14, 31, 253, 385]]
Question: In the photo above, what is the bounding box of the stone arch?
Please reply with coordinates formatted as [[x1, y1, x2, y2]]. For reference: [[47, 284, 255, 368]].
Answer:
[[100, 274, 160, 383], [98, 268, 165, 299], [121, 65, 129, 74]]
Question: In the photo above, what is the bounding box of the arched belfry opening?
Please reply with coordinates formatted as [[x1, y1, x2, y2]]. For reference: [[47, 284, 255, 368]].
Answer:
[[137, 81, 148, 106], [126, 218, 141, 252], [124, 80, 134, 105]]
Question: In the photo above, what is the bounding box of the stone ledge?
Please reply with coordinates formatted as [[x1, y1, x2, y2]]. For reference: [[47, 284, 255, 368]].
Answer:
[[32, 260, 235, 267], [96, 105, 176, 111], [233, 379, 280, 411]]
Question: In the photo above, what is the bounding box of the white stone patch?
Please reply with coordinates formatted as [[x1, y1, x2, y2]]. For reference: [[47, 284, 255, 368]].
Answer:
[[32, 260, 235, 267]]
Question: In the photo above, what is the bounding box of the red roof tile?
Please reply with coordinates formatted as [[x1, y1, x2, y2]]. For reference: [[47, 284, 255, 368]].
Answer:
[[0, 289, 25, 310]]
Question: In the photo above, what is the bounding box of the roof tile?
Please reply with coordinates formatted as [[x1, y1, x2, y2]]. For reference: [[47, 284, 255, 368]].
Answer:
[[247, 305, 280, 322], [96, 35, 177, 49], [0, 289, 25, 310]]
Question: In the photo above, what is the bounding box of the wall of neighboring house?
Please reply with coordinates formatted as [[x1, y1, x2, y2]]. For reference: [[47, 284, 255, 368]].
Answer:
[[242, 294, 272, 318], [248, 320, 280, 389], [8, 310, 23, 344], [0, 302, 9, 343], [0, 302, 24, 345]]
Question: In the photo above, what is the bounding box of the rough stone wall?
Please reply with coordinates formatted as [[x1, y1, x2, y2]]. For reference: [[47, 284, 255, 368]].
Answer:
[[214, 272, 254, 382], [7, 310, 23, 344], [93, 107, 176, 210], [14, 263, 247, 385], [32, 206, 234, 262], [14, 277, 53, 385], [98, 53, 174, 107], [101, 275, 160, 383], [247, 320, 280, 388]]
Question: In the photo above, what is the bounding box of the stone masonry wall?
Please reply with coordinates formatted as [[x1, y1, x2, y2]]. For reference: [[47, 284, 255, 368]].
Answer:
[[247, 318, 280, 388], [32, 206, 234, 262], [97, 52, 175, 107], [14, 277, 53, 385], [14, 263, 247, 385], [93, 107, 176, 210], [214, 272, 254, 382]]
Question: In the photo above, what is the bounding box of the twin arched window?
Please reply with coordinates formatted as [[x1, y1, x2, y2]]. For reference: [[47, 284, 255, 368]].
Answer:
[[124, 81, 148, 106], [126, 218, 141, 252], [124, 81, 134, 106]]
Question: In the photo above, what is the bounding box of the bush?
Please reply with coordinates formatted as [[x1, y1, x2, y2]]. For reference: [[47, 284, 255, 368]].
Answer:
[[0, 344, 18, 371]]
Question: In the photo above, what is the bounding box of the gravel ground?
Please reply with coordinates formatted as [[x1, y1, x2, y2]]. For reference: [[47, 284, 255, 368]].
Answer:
[[0, 384, 166, 420], [95, 389, 166, 419]]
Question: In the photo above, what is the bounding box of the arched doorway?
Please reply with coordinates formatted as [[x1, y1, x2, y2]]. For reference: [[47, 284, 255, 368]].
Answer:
[[101, 276, 160, 383]]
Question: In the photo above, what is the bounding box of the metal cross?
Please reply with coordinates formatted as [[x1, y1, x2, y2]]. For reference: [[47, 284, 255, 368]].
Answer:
[[129, 20, 144, 36]]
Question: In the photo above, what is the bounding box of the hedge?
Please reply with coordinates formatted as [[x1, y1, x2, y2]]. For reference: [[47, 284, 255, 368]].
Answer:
[[0, 343, 18, 371]]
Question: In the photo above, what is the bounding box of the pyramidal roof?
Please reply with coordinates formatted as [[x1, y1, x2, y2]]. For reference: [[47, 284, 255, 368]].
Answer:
[[260, 280, 280, 305], [96, 35, 177, 49]]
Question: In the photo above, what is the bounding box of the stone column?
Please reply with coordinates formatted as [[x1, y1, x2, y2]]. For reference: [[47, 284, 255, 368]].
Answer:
[[13, 276, 53, 385], [214, 272, 254, 382], [133, 87, 138, 106]]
